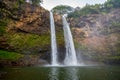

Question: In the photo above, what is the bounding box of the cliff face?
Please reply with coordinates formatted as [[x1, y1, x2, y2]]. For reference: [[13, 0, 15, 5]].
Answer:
[[0, 0, 65, 66], [68, 9, 120, 64], [1, 1, 119, 66], [1, 1, 50, 47], [8, 3, 50, 34], [0, 1, 50, 66]]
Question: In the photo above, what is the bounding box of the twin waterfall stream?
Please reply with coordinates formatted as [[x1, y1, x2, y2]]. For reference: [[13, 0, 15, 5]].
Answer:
[[50, 12, 80, 66], [50, 12, 58, 65], [62, 15, 78, 65]]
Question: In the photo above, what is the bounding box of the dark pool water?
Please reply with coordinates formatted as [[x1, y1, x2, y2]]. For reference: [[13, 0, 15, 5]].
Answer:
[[0, 66, 120, 80]]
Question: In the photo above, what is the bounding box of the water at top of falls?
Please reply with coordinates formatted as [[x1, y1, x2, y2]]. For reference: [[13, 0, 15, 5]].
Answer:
[[50, 11, 59, 66], [62, 15, 78, 66]]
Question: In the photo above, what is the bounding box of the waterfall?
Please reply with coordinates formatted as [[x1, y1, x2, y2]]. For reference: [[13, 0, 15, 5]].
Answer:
[[50, 11, 58, 65], [62, 15, 78, 66]]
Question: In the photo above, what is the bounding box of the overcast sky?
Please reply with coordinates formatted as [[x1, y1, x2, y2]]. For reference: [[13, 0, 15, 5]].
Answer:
[[41, 0, 107, 10]]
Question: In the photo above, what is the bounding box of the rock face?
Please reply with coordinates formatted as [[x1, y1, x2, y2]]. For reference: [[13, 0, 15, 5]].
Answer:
[[0, 0, 65, 67], [8, 3, 50, 35], [0, 0, 50, 35], [0, 0, 51, 49], [68, 9, 120, 64]]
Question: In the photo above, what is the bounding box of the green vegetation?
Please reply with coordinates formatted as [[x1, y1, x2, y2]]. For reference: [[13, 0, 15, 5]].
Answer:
[[110, 22, 120, 33], [68, 4, 101, 18], [106, 56, 120, 60], [6, 32, 50, 51], [100, 22, 120, 35], [52, 5, 74, 14], [116, 40, 120, 54], [68, 0, 120, 18], [30, 0, 43, 6], [56, 30, 65, 46], [0, 0, 25, 35], [104, 0, 120, 9], [0, 26, 6, 35], [74, 41, 87, 50], [0, 18, 11, 35], [111, 22, 120, 28], [19, 0, 26, 4], [7, 0, 25, 10], [0, 50, 24, 60]]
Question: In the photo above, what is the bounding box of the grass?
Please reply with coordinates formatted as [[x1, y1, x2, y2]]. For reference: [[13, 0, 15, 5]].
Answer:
[[0, 50, 24, 60]]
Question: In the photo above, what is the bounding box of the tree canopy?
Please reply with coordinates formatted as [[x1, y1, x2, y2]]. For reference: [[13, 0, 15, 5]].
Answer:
[[105, 0, 120, 9], [52, 5, 74, 14], [68, 0, 120, 18], [30, 0, 43, 6]]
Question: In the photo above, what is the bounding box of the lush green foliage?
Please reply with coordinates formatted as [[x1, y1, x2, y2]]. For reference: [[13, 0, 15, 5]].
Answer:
[[11, 0, 26, 9], [76, 4, 102, 16], [104, 0, 120, 9], [68, 4, 102, 18], [52, 5, 74, 14], [19, 0, 26, 4], [30, 0, 43, 6], [6, 31, 65, 51], [0, 26, 6, 35], [56, 30, 65, 46], [6, 32, 50, 50], [0, 18, 10, 35], [68, 0, 120, 18], [0, 50, 24, 60]]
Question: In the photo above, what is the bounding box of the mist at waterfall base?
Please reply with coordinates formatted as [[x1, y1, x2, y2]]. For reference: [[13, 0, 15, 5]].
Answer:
[[62, 15, 80, 66]]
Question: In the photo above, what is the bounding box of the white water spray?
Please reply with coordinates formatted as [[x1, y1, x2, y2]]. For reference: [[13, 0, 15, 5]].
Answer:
[[50, 11, 58, 65], [62, 15, 78, 66]]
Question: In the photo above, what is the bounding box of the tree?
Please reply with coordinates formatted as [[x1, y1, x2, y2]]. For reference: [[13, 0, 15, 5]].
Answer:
[[18, 0, 26, 7], [52, 5, 74, 14], [105, 0, 120, 9], [68, 0, 120, 18], [30, 0, 43, 6]]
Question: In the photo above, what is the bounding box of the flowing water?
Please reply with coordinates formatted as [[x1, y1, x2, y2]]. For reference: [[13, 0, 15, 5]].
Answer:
[[50, 12, 82, 66], [62, 15, 78, 65], [1, 66, 120, 80], [50, 11, 58, 65]]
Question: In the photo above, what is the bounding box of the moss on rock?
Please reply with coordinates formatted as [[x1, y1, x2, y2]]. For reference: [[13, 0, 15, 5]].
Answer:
[[5, 32, 51, 54], [0, 50, 24, 60]]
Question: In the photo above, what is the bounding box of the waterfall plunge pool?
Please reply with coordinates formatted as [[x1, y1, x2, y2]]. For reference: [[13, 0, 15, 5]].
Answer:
[[0, 66, 120, 80]]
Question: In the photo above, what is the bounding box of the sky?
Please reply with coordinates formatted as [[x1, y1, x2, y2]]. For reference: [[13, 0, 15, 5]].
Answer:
[[41, 0, 107, 10]]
